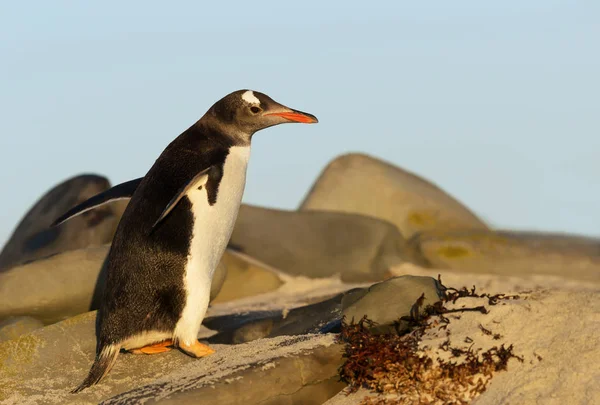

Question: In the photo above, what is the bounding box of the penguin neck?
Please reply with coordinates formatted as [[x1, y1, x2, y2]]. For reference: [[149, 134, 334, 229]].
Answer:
[[196, 115, 253, 148]]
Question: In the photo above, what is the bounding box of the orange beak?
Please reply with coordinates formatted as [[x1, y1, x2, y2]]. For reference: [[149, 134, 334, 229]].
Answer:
[[265, 110, 318, 124]]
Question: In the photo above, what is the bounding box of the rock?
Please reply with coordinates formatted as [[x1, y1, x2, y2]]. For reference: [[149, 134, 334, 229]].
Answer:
[[410, 230, 600, 282], [323, 388, 381, 405], [299, 153, 488, 238], [0, 174, 128, 272], [0, 245, 111, 324], [0, 311, 343, 405], [205, 289, 359, 344], [0, 316, 44, 343], [102, 340, 345, 405], [211, 251, 284, 303], [205, 276, 443, 343], [332, 285, 600, 404], [342, 275, 443, 334], [230, 204, 417, 281], [0, 246, 227, 325]]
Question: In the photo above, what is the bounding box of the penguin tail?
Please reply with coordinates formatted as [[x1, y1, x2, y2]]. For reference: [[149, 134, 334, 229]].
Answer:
[[71, 344, 121, 394]]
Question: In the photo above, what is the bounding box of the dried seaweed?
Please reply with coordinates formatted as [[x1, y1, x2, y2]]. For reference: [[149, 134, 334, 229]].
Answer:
[[336, 276, 524, 405]]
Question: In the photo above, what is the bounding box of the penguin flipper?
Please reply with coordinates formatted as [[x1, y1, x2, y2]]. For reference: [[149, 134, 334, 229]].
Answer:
[[151, 167, 212, 232], [52, 177, 143, 227]]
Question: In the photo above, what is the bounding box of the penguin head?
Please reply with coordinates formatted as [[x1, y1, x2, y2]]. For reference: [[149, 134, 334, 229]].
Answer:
[[204, 89, 318, 144]]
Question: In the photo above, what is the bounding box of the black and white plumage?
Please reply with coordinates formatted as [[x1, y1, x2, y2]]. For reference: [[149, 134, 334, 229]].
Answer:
[[68, 89, 317, 392]]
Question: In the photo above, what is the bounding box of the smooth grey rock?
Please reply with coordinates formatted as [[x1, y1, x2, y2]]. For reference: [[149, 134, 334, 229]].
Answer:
[[230, 204, 416, 281], [342, 275, 443, 334], [0, 311, 342, 405], [0, 316, 44, 343], [0, 174, 128, 271], [0, 245, 227, 325], [300, 153, 488, 238], [410, 230, 600, 282], [205, 276, 442, 343]]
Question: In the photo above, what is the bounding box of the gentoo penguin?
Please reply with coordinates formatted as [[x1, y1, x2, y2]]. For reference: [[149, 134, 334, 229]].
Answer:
[[70, 89, 317, 393]]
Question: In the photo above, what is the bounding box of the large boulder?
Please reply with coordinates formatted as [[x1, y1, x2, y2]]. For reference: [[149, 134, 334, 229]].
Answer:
[[0, 245, 112, 324], [299, 153, 488, 238], [0, 311, 343, 405], [230, 204, 417, 281], [410, 230, 600, 282], [0, 174, 128, 271], [0, 245, 228, 325]]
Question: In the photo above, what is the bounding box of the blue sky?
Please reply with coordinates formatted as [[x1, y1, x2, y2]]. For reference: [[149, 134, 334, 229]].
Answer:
[[0, 1, 598, 246]]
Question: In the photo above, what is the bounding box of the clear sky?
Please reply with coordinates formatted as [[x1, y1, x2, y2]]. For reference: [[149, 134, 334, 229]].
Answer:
[[0, 1, 598, 246]]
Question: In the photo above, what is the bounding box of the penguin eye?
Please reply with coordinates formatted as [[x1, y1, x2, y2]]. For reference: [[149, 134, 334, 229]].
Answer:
[[250, 106, 262, 114]]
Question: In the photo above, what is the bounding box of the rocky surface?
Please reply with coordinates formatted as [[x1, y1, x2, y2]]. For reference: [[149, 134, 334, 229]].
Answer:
[[411, 230, 600, 282], [205, 276, 443, 343], [323, 388, 381, 405], [326, 272, 600, 405], [341, 275, 442, 334], [230, 204, 416, 281], [101, 340, 345, 405], [0, 316, 44, 343], [0, 245, 112, 324], [0, 174, 127, 272], [0, 310, 343, 405], [299, 153, 488, 238], [4, 268, 599, 405]]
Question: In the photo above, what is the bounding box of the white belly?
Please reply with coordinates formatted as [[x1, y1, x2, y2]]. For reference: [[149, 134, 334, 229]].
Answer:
[[173, 145, 250, 345]]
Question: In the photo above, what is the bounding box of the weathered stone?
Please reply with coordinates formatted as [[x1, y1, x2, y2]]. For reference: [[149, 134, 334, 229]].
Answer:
[[0, 246, 227, 325], [0, 316, 44, 343], [205, 276, 442, 343], [0, 174, 128, 271], [211, 251, 284, 303], [0, 245, 111, 324], [0, 311, 342, 405], [410, 230, 600, 282], [230, 204, 415, 281], [341, 276, 443, 334], [300, 153, 488, 238], [323, 388, 381, 405], [103, 342, 345, 405], [259, 377, 346, 405], [205, 289, 361, 344]]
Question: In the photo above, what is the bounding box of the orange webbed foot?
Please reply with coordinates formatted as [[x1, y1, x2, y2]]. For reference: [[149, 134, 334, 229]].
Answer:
[[129, 339, 174, 355], [178, 340, 215, 358]]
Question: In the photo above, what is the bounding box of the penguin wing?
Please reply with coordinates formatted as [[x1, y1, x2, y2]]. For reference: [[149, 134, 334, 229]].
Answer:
[[51, 177, 142, 227], [151, 167, 212, 232]]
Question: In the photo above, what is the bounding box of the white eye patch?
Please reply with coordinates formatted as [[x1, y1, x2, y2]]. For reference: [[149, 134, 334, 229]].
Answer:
[[241, 90, 260, 105]]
